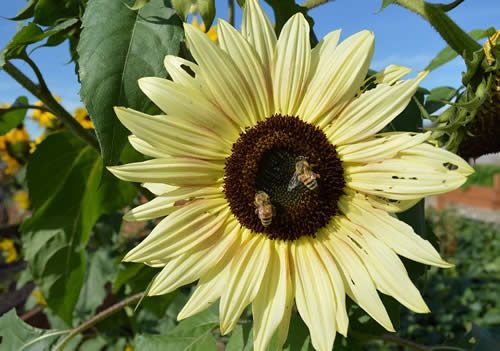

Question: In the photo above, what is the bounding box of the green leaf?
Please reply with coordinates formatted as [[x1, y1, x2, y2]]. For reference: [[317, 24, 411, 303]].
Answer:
[[426, 27, 496, 71], [0, 96, 28, 134], [113, 262, 145, 294], [171, 0, 192, 21], [425, 86, 457, 114], [2, 19, 78, 60], [78, 0, 184, 165], [126, 0, 152, 11], [8, 0, 38, 21], [22, 132, 136, 324], [283, 314, 312, 351], [133, 309, 219, 351], [33, 0, 79, 26], [198, 0, 216, 30], [0, 309, 68, 351], [226, 324, 253, 351], [377, 0, 396, 12], [75, 248, 117, 320]]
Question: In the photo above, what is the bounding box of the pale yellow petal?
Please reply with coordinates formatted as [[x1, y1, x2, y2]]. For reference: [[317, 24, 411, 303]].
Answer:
[[292, 237, 337, 351], [218, 19, 271, 119], [184, 23, 258, 128], [148, 223, 239, 295], [128, 135, 170, 159], [272, 13, 311, 116], [337, 132, 431, 163], [220, 236, 271, 335], [313, 241, 349, 336], [241, 0, 277, 71], [327, 71, 428, 145], [252, 241, 293, 351], [138, 76, 240, 141], [141, 183, 176, 196], [337, 218, 430, 313], [163, 55, 200, 87], [345, 143, 473, 200], [324, 231, 395, 331], [123, 199, 229, 262], [340, 193, 451, 267], [177, 263, 230, 320], [372, 64, 412, 85], [124, 186, 222, 221], [300, 30, 373, 127], [107, 157, 223, 186], [115, 107, 230, 160]]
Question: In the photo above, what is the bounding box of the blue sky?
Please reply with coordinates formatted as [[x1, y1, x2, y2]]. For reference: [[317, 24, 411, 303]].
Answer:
[[0, 0, 499, 133]]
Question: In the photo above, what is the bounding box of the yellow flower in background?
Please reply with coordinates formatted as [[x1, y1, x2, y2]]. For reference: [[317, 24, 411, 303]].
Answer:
[[1, 153, 20, 175], [5, 125, 29, 144], [123, 345, 134, 351], [32, 98, 60, 128], [108, 1, 473, 350], [191, 17, 217, 42], [14, 190, 30, 210], [74, 107, 94, 129], [0, 239, 18, 264], [29, 135, 45, 154], [32, 289, 47, 305]]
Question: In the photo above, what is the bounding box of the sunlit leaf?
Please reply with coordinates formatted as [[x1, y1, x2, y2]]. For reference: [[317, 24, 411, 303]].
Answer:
[[22, 132, 136, 324], [78, 0, 184, 165], [426, 27, 496, 71], [171, 0, 192, 21], [126, 0, 151, 10], [0, 96, 28, 134]]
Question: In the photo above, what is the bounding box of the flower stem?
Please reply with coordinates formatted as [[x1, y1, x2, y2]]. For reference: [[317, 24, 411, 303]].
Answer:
[[3, 60, 99, 151], [54, 292, 143, 350], [392, 0, 481, 59]]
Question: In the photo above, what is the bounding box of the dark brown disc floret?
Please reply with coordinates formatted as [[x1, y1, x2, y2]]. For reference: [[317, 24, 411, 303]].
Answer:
[[224, 115, 345, 241]]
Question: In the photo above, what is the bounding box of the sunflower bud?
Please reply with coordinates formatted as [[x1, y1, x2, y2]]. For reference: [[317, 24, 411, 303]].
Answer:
[[431, 30, 500, 159]]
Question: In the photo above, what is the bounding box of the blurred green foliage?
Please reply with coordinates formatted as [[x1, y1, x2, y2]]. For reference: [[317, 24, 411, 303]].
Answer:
[[463, 164, 500, 188]]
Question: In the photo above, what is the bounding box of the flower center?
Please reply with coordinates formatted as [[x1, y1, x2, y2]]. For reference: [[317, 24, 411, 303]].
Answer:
[[224, 115, 345, 241]]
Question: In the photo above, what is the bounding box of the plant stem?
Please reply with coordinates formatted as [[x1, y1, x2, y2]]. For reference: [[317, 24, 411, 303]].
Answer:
[[22, 54, 50, 93], [392, 0, 481, 59], [303, 0, 333, 10], [3, 61, 99, 151], [381, 334, 431, 351], [54, 293, 143, 350], [228, 0, 235, 26]]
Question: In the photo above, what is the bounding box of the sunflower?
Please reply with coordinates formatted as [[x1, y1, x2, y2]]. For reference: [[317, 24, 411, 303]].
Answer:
[[108, 1, 473, 350]]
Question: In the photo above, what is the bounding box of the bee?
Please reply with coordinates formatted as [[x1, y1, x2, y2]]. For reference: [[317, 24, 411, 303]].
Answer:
[[287, 156, 320, 191], [254, 191, 275, 227]]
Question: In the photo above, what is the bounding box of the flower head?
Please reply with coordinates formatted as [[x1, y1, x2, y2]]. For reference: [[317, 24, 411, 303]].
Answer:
[[108, 1, 473, 350], [14, 190, 30, 210]]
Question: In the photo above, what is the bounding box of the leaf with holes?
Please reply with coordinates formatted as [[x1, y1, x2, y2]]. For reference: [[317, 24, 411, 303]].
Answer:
[[78, 0, 183, 165]]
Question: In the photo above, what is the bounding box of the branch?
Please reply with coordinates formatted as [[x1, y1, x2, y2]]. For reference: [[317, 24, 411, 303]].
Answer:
[[380, 334, 467, 351], [22, 54, 50, 93], [54, 292, 143, 350], [3, 61, 99, 151], [381, 334, 431, 351], [303, 0, 334, 10]]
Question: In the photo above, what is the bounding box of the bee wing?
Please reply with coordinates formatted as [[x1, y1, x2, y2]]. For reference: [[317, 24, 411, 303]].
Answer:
[[287, 172, 300, 191]]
